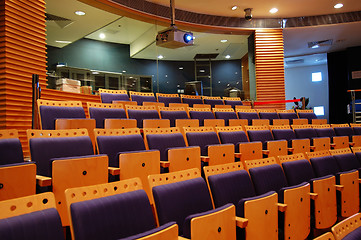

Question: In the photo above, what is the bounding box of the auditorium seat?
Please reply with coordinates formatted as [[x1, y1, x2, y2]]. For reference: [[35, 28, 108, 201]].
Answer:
[[87, 102, 127, 128], [0, 192, 64, 240], [204, 162, 278, 240], [181, 94, 203, 107], [330, 148, 361, 177], [202, 96, 224, 108], [125, 105, 160, 128], [270, 125, 311, 154], [257, 109, 280, 125], [296, 109, 327, 124], [99, 88, 129, 103], [0, 129, 25, 165], [156, 93, 182, 106], [65, 178, 179, 240], [144, 127, 201, 172], [236, 109, 260, 125], [276, 109, 298, 124], [247, 157, 311, 240], [313, 124, 349, 149], [278, 153, 337, 229], [213, 108, 238, 126], [188, 107, 215, 126], [159, 106, 189, 127], [149, 169, 237, 239], [292, 124, 331, 151], [331, 213, 361, 240], [129, 91, 157, 105], [27, 129, 108, 226], [332, 123, 361, 147], [222, 97, 243, 109]]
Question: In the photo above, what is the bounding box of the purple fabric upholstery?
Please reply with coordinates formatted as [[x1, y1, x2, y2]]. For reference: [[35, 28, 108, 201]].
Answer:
[[152, 178, 213, 237], [89, 108, 127, 128], [96, 135, 146, 167], [29, 136, 93, 177], [208, 170, 256, 208], [146, 133, 186, 161], [353, 127, 361, 135], [258, 112, 279, 124], [0, 208, 64, 240], [309, 156, 340, 177], [247, 130, 273, 149], [160, 111, 188, 127], [130, 95, 157, 105], [237, 191, 276, 217], [282, 160, 316, 186], [298, 112, 317, 124], [39, 105, 86, 130], [71, 190, 156, 240], [214, 112, 238, 126], [100, 93, 129, 103], [237, 112, 259, 125], [203, 99, 224, 108], [342, 226, 361, 240], [278, 112, 298, 124], [315, 128, 336, 138], [127, 109, 160, 128], [118, 222, 176, 240], [294, 128, 318, 140], [218, 131, 248, 152], [224, 100, 243, 108], [333, 127, 354, 141], [355, 152, 361, 164], [182, 98, 203, 107], [0, 138, 24, 165], [186, 132, 219, 156], [272, 129, 296, 147], [333, 153, 361, 173], [157, 96, 182, 107], [189, 111, 215, 126], [249, 164, 288, 196], [182, 203, 232, 239]]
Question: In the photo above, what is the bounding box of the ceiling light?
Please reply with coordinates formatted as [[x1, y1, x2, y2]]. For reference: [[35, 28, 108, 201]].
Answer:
[[231, 6, 238, 10], [269, 8, 278, 14], [99, 33, 105, 39], [55, 40, 72, 44], [334, 3, 343, 8], [225, 55, 231, 59], [158, 55, 164, 59], [311, 45, 319, 49], [75, 11, 85, 16], [179, 67, 184, 70], [220, 39, 228, 43]]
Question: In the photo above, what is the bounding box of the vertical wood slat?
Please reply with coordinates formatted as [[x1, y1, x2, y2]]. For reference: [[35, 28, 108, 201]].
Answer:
[[255, 29, 285, 110], [0, 0, 47, 157]]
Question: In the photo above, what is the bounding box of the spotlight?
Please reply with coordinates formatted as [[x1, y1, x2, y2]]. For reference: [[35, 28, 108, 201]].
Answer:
[[183, 33, 193, 43], [244, 8, 253, 21]]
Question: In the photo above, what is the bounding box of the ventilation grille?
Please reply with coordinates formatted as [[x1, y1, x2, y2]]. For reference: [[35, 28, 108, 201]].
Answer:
[[46, 13, 74, 28], [308, 39, 333, 48], [286, 59, 304, 64]]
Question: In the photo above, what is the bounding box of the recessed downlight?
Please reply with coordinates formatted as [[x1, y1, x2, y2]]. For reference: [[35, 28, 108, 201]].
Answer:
[[231, 6, 238, 10], [99, 33, 106, 39], [225, 55, 231, 59], [269, 8, 278, 14], [75, 10, 85, 16], [220, 39, 228, 43], [334, 3, 343, 8], [55, 40, 72, 44], [158, 55, 164, 59]]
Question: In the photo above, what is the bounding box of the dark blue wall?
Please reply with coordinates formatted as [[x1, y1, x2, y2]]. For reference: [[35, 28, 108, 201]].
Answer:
[[47, 38, 242, 96]]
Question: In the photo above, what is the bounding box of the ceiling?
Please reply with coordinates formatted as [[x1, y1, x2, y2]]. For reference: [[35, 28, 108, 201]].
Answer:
[[45, 0, 361, 65]]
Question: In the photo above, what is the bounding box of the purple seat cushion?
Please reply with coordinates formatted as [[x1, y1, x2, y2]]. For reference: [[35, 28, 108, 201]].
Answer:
[[249, 164, 288, 196], [353, 127, 361, 135], [214, 112, 238, 126], [29, 136, 93, 177], [272, 129, 296, 147], [258, 112, 279, 124], [334, 127, 354, 141], [315, 128, 336, 138], [96, 135, 146, 167], [310, 155, 340, 177], [182, 98, 203, 107], [333, 153, 361, 172], [146, 133, 186, 161], [39, 106, 86, 130], [247, 130, 273, 149], [131, 95, 156, 105], [0, 208, 64, 240], [218, 131, 248, 152], [157, 96, 182, 107], [118, 222, 176, 240], [89, 108, 127, 128], [71, 190, 155, 240], [152, 178, 213, 236], [294, 128, 318, 139], [208, 170, 256, 208], [100, 93, 129, 103], [278, 112, 298, 124], [189, 111, 215, 126], [160, 111, 188, 127], [127, 110, 160, 128], [298, 112, 317, 124], [0, 138, 24, 165], [186, 132, 219, 156], [237, 112, 259, 125], [282, 160, 315, 186], [342, 226, 361, 240], [203, 99, 224, 108], [224, 100, 243, 108]]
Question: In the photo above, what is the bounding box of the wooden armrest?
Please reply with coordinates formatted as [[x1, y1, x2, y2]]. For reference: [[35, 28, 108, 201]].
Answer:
[[309, 193, 318, 200], [234, 153, 242, 158], [287, 148, 294, 153], [262, 150, 269, 155], [201, 156, 209, 162], [236, 216, 249, 228], [277, 203, 287, 212], [349, 142, 355, 147], [178, 237, 189, 240], [160, 161, 170, 168], [24, 157, 31, 162], [108, 167, 120, 175], [36, 175, 52, 187], [330, 143, 336, 148], [335, 185, 344, 191], [358, 179, 361, 184], [310, 146, 315, 151]]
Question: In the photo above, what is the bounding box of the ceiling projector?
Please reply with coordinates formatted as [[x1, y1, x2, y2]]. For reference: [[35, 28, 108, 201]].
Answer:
[[156, 26, 193, 49]]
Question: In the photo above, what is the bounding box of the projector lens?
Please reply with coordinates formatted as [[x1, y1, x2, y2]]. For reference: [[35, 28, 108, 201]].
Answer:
[[184, 33, 193, 43]]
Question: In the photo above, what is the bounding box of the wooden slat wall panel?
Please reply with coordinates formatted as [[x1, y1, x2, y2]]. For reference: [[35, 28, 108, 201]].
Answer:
[[255, 29, 285, 110], [0, 0, 47, 157]]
